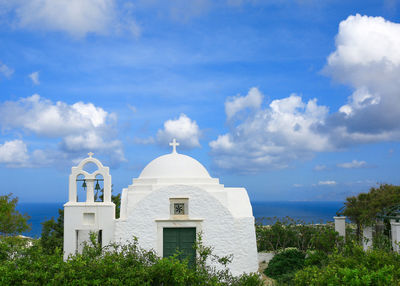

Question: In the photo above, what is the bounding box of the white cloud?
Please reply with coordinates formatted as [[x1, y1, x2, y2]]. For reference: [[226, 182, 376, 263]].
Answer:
[[157, 114, 201, 148], [210, 15, 400, 173], [3, 0, 140, 38], [337, 160, 367, 169], [0, 94, 109, 137], [0, 95, 124, 166], [323, 14, 400, 145], [318, 180, 337, 186], [0, 61, 13, 78], [29, 71, 40, 85], [210, 88, 331, 172], [61, 132, 121, 152], [0, 140, 29, 166], [327, 15, 400, 68], [225, 87, 263, 120]]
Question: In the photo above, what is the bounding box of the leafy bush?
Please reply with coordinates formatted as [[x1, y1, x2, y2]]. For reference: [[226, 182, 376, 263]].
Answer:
[[0, 193, 30, 236], [295, 243, 400, 285], [0, 233, 263, 286], [41, 208, 64, 254], [304, 250, 329, 268], [256, 217, 342, 253], [373, 232, 392, 252], [264, 248, 305, 284]]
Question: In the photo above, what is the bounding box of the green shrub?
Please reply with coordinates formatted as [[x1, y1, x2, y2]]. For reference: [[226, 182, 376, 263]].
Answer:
[[256, 217, 341, 253], [0, 233, 263, 285], [295, 243, 400, 285], [264, 248, 305, 283], [373, 232, 392, 252], [0, 193, 30, 236], [40, 209, 64, 254], [304, 250, 329, 267]]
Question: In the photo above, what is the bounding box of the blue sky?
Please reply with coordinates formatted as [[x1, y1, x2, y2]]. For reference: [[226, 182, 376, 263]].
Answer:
[[0, 0, 399, 202]]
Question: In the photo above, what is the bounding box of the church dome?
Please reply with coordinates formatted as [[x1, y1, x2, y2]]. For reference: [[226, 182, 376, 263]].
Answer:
[[139, 152, 211, 179]]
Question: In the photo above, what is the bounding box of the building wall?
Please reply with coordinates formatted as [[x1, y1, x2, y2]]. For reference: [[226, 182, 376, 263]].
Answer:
[[114, 185, 258, 275], [64, 203, 115, 259]]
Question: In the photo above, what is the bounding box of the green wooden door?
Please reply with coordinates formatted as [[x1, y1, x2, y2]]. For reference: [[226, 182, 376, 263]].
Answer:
[[163, 228, 196, 266]]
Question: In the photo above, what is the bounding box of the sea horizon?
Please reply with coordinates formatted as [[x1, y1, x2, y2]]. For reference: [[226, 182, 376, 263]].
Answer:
[[16, 201, 344, 238]]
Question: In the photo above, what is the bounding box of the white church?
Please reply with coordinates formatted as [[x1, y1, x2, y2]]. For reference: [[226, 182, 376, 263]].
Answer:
[[63, 139, 258, 275]]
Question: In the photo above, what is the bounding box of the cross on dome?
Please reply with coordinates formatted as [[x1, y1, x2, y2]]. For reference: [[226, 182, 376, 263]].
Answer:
[[88, 152, 94, 158], [169, 138, 180, 153]]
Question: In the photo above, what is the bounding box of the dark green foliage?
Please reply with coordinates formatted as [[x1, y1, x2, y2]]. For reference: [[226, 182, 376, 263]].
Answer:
[[342, 184, 400, 238], [112, 192, 121, 219], [0, 193, 30, 236], [304, 250, 329, 268], [295, 243, 400, 285], [0, 235, 32, 261], [372, 232, 392, 252], [41, 208, 64, 254], [0, 233, 262, 285], [264, 249, 305, 284], [256, 217, 342, 253]]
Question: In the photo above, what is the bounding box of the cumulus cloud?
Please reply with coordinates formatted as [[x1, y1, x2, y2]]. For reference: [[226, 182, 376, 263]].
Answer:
[[210, 88, 330, 171], [337, 160, 367, 169], [0, 139, 60, 168], [2, 0, 140, 38], [0, 140, 29, 166], [157, 114, 201, 149], [29, 71, 40, 85], [210, 15, 400, 173], [0, 61, 13, 79], [0, 94, 109, 137], [225, 87, 263, 120], [322, 14, 400, 145], [0, 95, 124, 166], [318, 180, 337, 186]]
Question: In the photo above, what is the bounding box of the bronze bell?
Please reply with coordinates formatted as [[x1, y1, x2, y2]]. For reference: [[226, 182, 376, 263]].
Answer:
[[95, 180, 101, 191]]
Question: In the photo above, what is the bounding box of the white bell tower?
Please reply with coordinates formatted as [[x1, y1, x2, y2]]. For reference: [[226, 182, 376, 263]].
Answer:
[[63, 152, 115, 260]]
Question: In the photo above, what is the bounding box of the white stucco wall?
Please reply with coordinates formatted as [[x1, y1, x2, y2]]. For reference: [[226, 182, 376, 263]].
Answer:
[[64, 203, 115, 259], [114, 185, 258, 275]]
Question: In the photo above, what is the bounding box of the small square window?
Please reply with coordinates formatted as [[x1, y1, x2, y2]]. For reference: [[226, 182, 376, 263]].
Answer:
[[174, 203, 185, 215], [83, 213, 95, 225], [170, 198, 188, 217]]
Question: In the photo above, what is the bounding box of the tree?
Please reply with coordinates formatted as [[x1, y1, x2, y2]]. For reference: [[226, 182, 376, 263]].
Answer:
[[41, 209, 64, 254], [342, 184, 400, 238], [0, 193, 30, 236]]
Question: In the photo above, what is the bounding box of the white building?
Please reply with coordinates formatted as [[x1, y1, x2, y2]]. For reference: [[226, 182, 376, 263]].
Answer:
[[64, 140, 259, 275]]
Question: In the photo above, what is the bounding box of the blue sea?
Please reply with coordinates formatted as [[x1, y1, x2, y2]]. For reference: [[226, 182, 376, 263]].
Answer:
[[16, 201, 344, 238]]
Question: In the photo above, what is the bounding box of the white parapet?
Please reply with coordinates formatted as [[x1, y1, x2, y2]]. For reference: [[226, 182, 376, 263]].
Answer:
[[391, 221, 400, 252], [334, 216, 346, 237], [362, 226, 373, 251]]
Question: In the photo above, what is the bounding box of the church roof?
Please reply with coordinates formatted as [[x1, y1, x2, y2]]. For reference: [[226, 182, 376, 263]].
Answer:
[[139, 152, 211, 179], [139, 139, 211, 179]]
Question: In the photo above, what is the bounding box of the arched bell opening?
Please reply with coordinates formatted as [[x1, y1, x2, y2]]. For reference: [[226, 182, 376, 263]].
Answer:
[[94, 174, 105, 202], [76, 174, 87, 202], [82, 161, 99, 174]]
